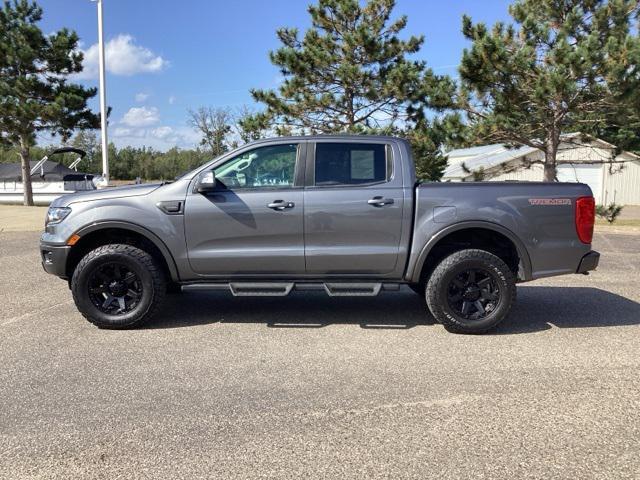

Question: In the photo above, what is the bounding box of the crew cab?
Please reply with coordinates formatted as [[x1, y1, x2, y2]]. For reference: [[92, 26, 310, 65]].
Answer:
[[40, 136, 599, 333]]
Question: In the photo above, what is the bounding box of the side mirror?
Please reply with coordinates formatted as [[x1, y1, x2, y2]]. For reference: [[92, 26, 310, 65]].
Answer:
[[196, 171, 217, 194]]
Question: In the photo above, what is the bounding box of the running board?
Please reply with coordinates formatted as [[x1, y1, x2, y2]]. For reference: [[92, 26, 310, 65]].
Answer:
[[229, 282, 293, 296], [182, 282, 393, 297], [323, 283, 382, 296]]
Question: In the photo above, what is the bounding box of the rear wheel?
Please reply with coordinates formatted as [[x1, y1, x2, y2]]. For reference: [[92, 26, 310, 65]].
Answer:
[[426, 249, 516, 334], [71, 244, 166, 329]]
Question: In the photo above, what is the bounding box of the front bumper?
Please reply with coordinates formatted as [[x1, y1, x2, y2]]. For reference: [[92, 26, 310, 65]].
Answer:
[[40, 243, 71, 278], [576, 250, 600, 274]]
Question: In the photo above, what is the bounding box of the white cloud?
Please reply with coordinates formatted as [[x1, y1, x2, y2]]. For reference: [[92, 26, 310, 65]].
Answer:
[[120, 106, 160, 127], [77, 34, 168, 79], [111, 124, 201, 151], [112, 126, 146, 138], [150, 126, 175, 141], [135, 92, 149, 102], [168, 95, 176, 105]]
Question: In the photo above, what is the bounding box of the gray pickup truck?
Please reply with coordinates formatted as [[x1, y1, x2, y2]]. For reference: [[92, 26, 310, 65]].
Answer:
[[40, 135, 599, 333]]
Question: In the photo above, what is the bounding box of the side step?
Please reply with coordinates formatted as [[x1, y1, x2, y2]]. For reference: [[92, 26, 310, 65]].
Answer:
[[323, 283, 382, 297], [229, 283, 293, 296], [182, 282, 395, 297]]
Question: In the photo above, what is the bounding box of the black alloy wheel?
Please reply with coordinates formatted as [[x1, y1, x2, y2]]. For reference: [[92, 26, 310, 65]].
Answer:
[[446, 268, 501, 321], [425, 249, 516, 334], [88, 262, 143, 315], [71, 244, 166, 329]]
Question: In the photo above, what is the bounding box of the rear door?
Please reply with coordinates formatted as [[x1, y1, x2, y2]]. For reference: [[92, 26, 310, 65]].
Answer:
[[303, 140, 406, 276], [184, 142, 306, 276]]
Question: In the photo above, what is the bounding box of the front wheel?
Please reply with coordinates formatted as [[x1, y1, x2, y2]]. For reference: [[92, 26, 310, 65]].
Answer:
[[71, 244, 166, 329], [426, 249, 516, 334]]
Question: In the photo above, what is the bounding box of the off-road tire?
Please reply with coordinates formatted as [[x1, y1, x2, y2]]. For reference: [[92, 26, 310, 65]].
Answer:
[[71, 244, 166, 329], [426, 249, 516, 334]]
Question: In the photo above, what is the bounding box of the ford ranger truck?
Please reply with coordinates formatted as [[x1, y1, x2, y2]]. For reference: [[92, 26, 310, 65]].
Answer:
[[40, 136, 599, 334]]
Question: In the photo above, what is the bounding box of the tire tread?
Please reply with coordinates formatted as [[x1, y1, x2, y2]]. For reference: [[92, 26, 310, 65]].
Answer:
[[71, 243, 166, 329], [425, 249, 516, 334]]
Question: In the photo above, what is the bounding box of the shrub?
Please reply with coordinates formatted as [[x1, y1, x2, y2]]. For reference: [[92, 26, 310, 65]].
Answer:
[[596, 203, 624, 223]]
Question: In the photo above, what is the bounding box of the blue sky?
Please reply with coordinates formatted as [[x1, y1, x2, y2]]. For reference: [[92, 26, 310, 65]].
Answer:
[[37, 0, 512, 150]]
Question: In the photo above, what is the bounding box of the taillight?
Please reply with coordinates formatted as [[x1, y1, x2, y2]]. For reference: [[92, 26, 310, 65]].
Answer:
[[575, 196, 595, 244]]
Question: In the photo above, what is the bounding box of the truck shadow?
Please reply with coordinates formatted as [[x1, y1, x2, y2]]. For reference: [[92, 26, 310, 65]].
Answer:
[[149, 288, 431, 330], [147, 286, 640, 334], [495, 286, 640, 334]]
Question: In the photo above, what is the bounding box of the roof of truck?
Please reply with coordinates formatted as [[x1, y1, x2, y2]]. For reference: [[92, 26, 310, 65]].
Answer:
[[245, 134, 407, 144]]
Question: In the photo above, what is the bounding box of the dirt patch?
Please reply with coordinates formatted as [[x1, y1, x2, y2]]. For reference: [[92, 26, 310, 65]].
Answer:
[[0, 205, 47, 232], [595, 218, 640, 234], [618, 205, 640, 220]]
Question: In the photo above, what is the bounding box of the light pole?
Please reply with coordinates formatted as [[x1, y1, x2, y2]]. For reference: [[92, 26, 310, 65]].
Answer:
[[92, 0, 109, 185]]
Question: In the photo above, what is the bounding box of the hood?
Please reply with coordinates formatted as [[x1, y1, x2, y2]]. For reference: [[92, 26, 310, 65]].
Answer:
[[51, 183, 162, 207]]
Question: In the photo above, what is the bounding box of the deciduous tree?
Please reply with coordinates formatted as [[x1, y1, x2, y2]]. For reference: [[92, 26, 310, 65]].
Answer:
[[187, 106, 233, 157]]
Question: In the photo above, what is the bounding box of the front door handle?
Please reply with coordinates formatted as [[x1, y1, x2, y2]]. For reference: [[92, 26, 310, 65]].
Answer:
[[267, 200, 295, 211], [367, 196, 394, 207]]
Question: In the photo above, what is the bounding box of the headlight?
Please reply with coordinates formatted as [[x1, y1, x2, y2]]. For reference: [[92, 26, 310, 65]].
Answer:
[[45, 207, 72, 226]]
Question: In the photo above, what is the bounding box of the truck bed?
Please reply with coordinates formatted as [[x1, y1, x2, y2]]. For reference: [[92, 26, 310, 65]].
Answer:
[[406, 181, 594, 282]]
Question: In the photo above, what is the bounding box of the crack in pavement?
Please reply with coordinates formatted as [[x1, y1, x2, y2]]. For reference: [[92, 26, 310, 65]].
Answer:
[[1, 300, 73, 327]]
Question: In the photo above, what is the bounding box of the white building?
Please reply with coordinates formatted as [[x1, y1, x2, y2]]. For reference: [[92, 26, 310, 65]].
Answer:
[[443, 134, 640, 205]]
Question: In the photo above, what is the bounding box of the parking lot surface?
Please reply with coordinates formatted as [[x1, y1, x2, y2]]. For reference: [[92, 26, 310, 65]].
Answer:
[[1, 230, 639, 479]]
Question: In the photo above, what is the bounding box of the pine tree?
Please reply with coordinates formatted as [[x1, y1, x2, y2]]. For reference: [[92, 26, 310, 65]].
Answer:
[[0, 0, 100, 205], [410, 113, 469, 181], [458, 0, 640, 181], [248, 0, 455, 180], [251, 0, 425, 133]]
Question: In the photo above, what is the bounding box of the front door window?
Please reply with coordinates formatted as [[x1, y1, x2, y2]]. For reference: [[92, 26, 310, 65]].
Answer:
[[214, 144, 298, 189]]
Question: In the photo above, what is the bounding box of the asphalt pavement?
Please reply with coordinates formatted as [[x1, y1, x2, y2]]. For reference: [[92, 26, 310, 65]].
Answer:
[[1, 230, 639, 479]]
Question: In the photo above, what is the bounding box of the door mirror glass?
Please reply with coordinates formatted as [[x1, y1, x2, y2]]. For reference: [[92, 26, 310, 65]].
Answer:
[[196, 170, 217, 193]]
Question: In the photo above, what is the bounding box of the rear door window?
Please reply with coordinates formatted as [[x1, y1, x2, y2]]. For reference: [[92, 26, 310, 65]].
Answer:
[[314, 143, 388, 186]]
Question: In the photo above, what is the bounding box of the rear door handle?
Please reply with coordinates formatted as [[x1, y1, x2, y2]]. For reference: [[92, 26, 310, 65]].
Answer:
[[267, 200, 295, 210], [368, 196, 394, 207]]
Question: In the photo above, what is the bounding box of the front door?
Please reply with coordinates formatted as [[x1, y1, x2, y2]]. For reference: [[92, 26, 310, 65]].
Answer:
[[185, 142, 305, 276], [304, 141, 405, 275]]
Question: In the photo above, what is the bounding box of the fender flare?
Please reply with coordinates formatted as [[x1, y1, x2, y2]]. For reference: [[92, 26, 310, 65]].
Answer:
[[409, 220, 532, 283], [74, 221, 180, 281]]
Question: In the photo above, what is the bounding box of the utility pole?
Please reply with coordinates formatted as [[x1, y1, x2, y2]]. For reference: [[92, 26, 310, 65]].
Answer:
[[93, 0, 109, 184]]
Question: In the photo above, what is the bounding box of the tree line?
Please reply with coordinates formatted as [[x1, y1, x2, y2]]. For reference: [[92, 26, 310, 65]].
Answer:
[[0, 132, 211, 181], [1, 0, 639, 204]]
